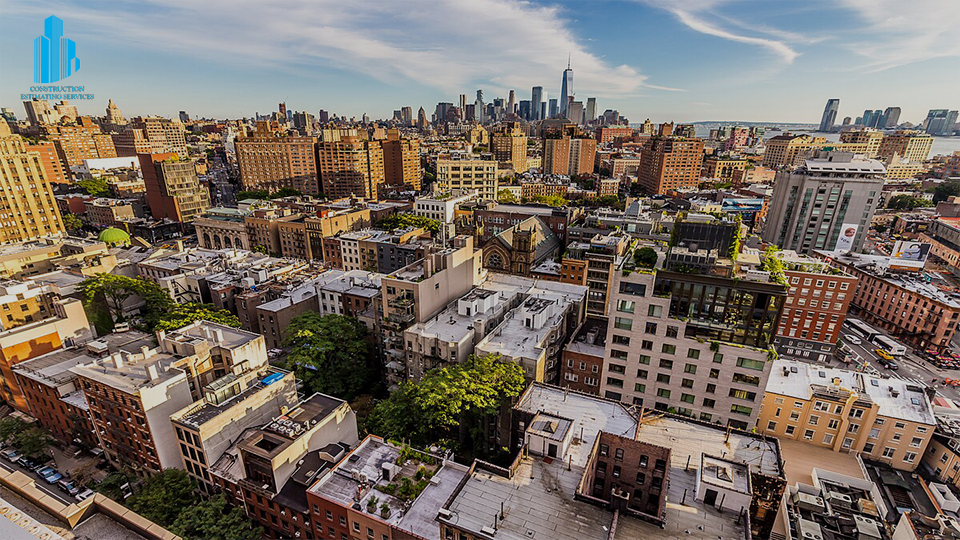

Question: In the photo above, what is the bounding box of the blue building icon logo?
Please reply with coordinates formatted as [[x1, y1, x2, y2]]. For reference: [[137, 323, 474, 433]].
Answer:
[[34, 16, 80, 84]]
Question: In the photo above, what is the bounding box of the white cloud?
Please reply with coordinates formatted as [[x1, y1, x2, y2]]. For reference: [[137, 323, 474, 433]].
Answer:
[[838, 0, 960, 71], [639, 0, 799, 63], [4, 0, 669, 100]]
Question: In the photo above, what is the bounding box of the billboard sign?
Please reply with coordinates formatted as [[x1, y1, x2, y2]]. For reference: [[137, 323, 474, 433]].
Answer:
[[835, 223, 858, 252], [889, 240, 930, 269]]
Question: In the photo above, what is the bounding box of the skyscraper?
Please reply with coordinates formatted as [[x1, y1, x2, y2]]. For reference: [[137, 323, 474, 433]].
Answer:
[[140, 152, 211, 223], [924, 109, 959, 136], [862, 109, 882, 129], [474, 90, 484, 123], [179, 111, 190, 123], [459, 94, 467, 121], [548, 99, 558, 119], [880, 107, 901, 128], [506, 90, 516, 116], [530, 86, 543, 121], [818, 99, 839, 132], [401, 106, 413, 126], [559, 56, 573, 117], [585, 97, 596, 125]]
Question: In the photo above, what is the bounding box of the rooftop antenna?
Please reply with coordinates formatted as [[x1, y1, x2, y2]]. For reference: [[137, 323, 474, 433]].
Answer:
[[567, 53, 571, 69]]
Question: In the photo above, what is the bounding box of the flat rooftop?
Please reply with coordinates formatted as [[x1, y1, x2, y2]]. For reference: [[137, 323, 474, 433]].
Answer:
[[173, 368, 291, 428], [407, 276, 530, 344], [767, 359, 936, 425], [69, 350, 182, 394], [819, 250, 960, 308], [168, 320, 261, 350], [12, 330, 153, 386]]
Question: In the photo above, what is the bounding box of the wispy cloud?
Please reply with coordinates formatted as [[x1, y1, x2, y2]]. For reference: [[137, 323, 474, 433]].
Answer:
[[838, 0, 960, 71], [638, 0, 800, 64], [3, 0, 676, 99]]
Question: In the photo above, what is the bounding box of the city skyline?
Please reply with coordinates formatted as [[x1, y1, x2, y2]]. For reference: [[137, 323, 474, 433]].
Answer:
[[1, 0, 959, 124]]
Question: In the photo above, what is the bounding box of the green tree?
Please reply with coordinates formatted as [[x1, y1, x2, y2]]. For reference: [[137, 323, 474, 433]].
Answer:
[[366, 354, 525, 455], [76, 177, 110, 197], [282, 313, 375, 400], [155, 303, 241, 332], [375, 213, 442, 236], [0, 417, 30, 444], [251, 244, 268, 255], [887, 194, 934, 210], [127, 469, 198, 527], [78, 274, 173, 333], [15, 428, 52, 458], [235, 189, 270, 200], [62, 213, 84, 233], [532, 194, 568, 207], [497, 189, 518, 204], [634, 247, 658, 268], [95, 473, 130, 501], [269, 187, 302, 199], [932, 180, 960, 203], [170, 494, 261, 540]]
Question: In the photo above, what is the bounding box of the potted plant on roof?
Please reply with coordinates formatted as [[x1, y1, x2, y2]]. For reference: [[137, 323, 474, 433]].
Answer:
[[380, 502, 391, 519], [366, 495, 378, 514]]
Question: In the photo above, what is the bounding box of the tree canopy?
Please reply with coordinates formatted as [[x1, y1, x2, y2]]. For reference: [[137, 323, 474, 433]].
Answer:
[[887, 194, 934, 210], [531, 194, 568, 207], [236, 187, 303, 201], [634, 247, 658, 268], [932, 180, 960, 203], [497, 189, 518, 204], [78, 274, 173, 334], [375, 213, 442, 236], [170, 495, 262, 540], [0, 417, 50, 458], [76, 177, 110, 197], [155, 303, 241, 332], [127, 469, 197, 526], [366, 353, 525, 456], [62, 213, 84, 232], [282, 313, 376, 400]]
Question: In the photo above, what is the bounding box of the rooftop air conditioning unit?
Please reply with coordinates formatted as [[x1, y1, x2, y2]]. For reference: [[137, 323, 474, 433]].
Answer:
[[827, 492, 853, 508], [793, 492, 826, 513]]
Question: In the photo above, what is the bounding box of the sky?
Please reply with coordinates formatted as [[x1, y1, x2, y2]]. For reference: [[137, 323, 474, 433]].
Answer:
[[1, 0, 958, 124]]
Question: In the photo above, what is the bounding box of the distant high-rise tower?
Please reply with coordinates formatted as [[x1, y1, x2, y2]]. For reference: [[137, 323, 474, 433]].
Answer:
[[818, 99, 839, 132], [585, 98, 597, 125], [459, 94, 467, 121], [105, 99, 126, 127], [507, 90, 516, 116], [560, 56, 573, 117], [880, 107, 901, 128], [531, 86, 543, 121], [278, 102, 287, 117], [474, 90, 484, 123], [179, 111, 190, 123], [548, 99, 558, 119]]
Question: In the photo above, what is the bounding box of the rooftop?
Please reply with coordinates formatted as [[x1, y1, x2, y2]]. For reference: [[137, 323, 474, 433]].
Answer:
[[766, 359, 936, 425], [173, 367, 292, 428], [818, 250, 960, 309], [165, 320, 260, 350], [12, 330, 154, 387]]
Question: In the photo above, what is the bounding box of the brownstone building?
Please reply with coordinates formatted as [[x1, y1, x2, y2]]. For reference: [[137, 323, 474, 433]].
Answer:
[[140, 152, 210, 223], [235, 122, 320, 194], [560, 316, 607, 394], [636, 136, 704, 194], [317, 136, 385, 199]]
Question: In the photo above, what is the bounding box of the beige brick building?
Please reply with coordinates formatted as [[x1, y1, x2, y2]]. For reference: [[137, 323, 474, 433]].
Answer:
[[317, 136, 385, 199], [759, 359, 935, 471], [0, 123, 65, 244]]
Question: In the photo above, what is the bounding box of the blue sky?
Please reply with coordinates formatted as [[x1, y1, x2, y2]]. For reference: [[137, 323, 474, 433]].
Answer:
[[1, 0, 958, 124]]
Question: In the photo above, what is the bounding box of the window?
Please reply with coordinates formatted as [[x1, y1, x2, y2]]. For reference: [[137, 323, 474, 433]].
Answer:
[[634, 383, 646, 393], [808, 415, 819, 425], [706, 383, 716, 394], [681, 378, 694, 389], [606, 377, 623, 388], [684, 364, 697, 374], [911, 437, 923, 448], [767, 421, 777, 431], [657, 388, 671, 398], [785, 425, 796, 435], [729, 389, 756, 401], [863, 443, 875, 454], [681, 393, 695, 404], [615, 317, 633, 330], [709, 369, 719, 379], [882, 447, 896, 458], [842, 438, 854, 449], [638, 355, 651, 365], [641, 340, 653, 350], [637, 369, 648, 379], [849, 409, 864, 419], [687, 348, 700, 359], [730, 404, 753, 416], [621, 282, 647, 297], [659, 359, 673, 369], [608, 364, 626, 374], [611, 349, 628, 360], [613, 335, 630, 346], [617, 300, 635, 313], [615, 448, 624, 461], [804, 429, 814, 440], [713, 353, 723, 363], [828, 419, 840, 430], [656, 374, 671, 384], [703, 398, 715, 408], [823, 433, 834, 445], [732, 373, 761, 386], [666, 326, 679, 338], [662, 344, 676, 355], [736, 358, 765, 370], [646, 304, 661, 316], [904, 452, 917, 463]]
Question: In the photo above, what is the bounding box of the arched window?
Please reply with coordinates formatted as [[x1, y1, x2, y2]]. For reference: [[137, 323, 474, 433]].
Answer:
[[202, 232, 211, 247], [487, 252, 504, 269], [213, 235, 222, 249]]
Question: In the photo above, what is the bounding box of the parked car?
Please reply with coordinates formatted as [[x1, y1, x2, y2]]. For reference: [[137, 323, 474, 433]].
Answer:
[[75, 488, 95, 502], [844, 334, 862, 345], [18, 456, 41, 470], [58, 479, 81, 496], [1, 449, 21, 462], [36, 466, 56, 478], [43, 470, 63, 484]]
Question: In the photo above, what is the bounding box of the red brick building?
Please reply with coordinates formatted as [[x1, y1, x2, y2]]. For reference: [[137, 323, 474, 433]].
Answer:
[[560, 316, 607, 394], [775, 264, 857, 361]]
